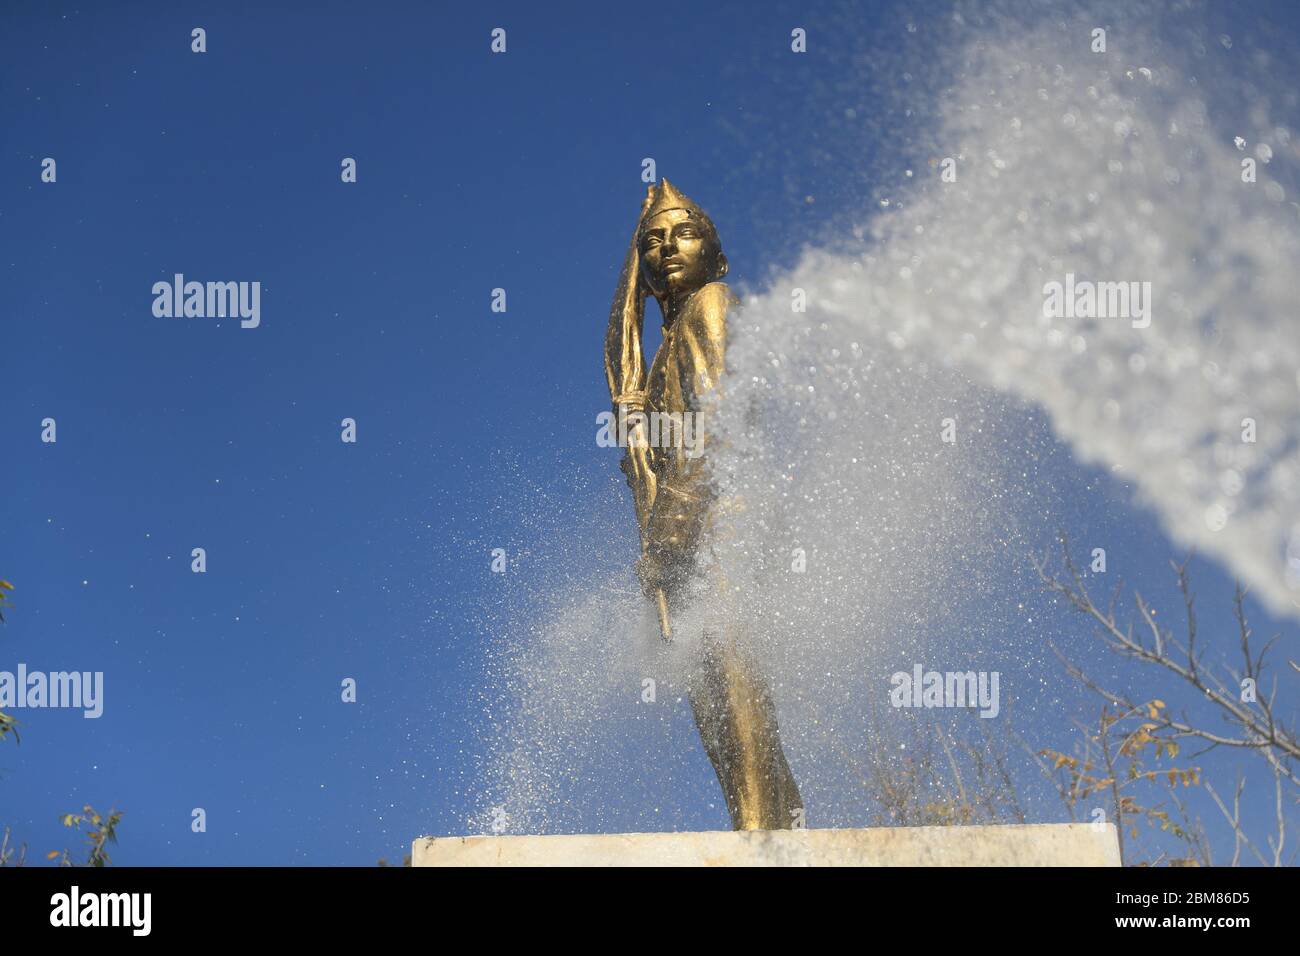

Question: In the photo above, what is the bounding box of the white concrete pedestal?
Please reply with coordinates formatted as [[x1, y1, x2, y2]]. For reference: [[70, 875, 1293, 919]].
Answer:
[[412, 822, 1120, 867]]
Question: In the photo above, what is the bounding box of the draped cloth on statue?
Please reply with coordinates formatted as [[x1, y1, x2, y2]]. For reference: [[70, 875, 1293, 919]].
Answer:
[[642, 281, 803, 831]]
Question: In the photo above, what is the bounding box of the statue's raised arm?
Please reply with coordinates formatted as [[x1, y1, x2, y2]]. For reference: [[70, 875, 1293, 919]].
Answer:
[[604, 186, 657, 539]]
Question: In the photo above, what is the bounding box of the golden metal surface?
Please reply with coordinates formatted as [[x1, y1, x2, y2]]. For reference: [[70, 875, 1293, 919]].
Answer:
[[604, 179, 803, 830]]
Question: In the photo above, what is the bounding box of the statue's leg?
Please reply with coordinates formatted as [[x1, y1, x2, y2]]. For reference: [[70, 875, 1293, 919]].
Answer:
[[687, 628, 804, 830]]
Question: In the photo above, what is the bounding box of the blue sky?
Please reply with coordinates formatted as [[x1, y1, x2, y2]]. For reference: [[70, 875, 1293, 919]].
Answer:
[[3, 0, 1298, 865]]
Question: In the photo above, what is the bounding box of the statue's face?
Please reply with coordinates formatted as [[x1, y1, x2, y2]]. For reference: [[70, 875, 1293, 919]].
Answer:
[[639, 210, 720, 300]]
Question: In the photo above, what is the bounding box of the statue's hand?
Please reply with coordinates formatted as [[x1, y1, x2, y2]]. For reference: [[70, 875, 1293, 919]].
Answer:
[[631, 184, 655, 241], [635, 548, 668, 600], [629, 184, 655, 301], [635, 545, 687, 600]]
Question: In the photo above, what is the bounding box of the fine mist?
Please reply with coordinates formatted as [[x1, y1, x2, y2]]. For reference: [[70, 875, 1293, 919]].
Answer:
[[469, 1, 1299, 835]]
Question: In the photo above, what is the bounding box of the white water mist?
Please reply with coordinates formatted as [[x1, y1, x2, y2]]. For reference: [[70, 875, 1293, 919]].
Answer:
[[470, 1, 1299, 835]]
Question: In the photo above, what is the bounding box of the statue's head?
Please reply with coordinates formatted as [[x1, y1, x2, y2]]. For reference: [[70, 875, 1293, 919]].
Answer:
[[639, 179, 728, 303]]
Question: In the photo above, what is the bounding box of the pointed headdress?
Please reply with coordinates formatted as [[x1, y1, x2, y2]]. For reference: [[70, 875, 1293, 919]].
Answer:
[[640, 178, 719, 239]]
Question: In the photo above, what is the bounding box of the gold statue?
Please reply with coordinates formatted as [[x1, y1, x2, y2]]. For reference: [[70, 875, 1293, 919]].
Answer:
[[605, 179, 804, 830]]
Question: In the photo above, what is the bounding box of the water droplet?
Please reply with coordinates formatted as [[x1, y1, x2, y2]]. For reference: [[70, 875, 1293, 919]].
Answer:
[[1205, 503, 1228, 532]]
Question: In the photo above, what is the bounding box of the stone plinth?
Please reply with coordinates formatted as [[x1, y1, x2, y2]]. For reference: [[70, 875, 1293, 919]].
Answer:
[[412, 823, 1120, 867]]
